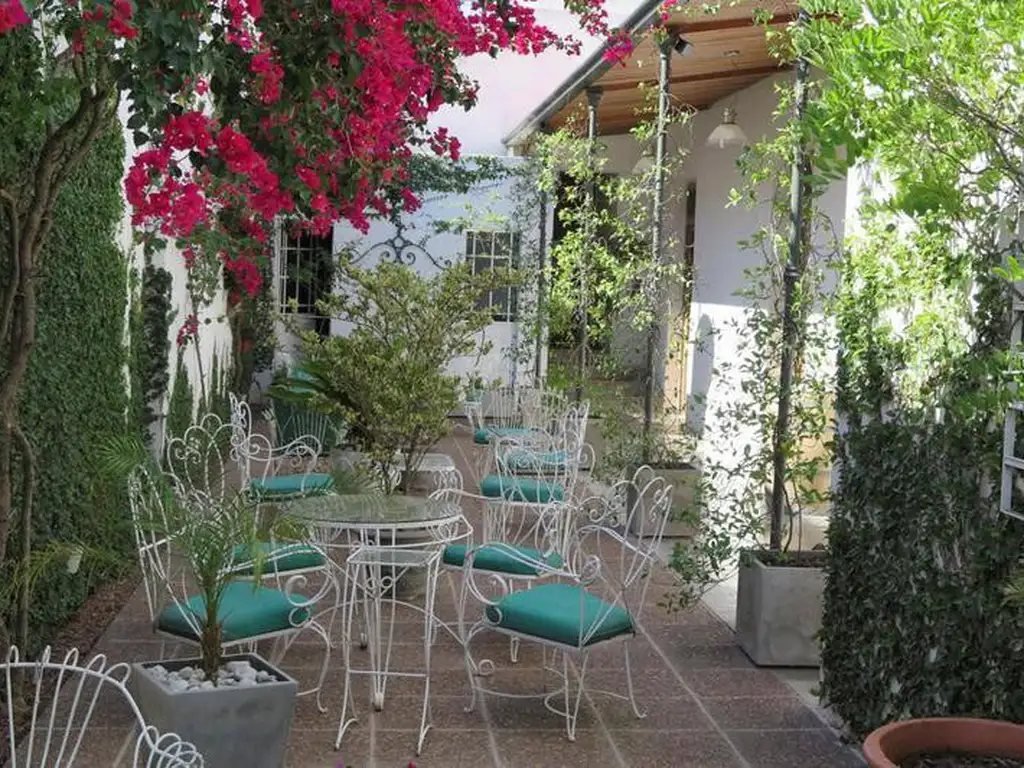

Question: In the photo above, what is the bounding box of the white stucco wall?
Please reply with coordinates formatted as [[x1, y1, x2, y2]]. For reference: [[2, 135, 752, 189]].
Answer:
[[274, 159, 545, 394], [581, 73, 854, 471], [115, 101, 233, 450]]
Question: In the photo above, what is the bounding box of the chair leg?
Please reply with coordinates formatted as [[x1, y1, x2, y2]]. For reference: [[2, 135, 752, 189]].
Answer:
[[561, 651, 589, 743], [509, 636, 520, 663], [623, 640, 646, 720], [309, 621, 332, 714]]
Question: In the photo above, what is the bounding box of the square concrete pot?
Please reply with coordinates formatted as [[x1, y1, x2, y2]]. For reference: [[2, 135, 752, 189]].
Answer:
[[735, 550, 825, 668], [628, 462, 701, 538], [131, 653, 298, 768]]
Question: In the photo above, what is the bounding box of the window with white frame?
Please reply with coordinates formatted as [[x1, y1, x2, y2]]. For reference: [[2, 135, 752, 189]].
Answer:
[[277, 226, 333, 315], [466, 230, 520, 322]]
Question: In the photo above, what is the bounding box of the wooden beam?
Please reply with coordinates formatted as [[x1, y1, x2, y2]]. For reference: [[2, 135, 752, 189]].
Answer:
[[599, 63, 789, 93], [669, 10, 798, 34]]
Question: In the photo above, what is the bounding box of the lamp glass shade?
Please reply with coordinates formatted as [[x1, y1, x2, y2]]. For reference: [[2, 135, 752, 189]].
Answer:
[[705, 108, 748, 148]]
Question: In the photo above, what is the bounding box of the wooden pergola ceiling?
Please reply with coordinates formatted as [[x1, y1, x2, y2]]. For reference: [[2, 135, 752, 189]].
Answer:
[[547, 1, 800, 136]]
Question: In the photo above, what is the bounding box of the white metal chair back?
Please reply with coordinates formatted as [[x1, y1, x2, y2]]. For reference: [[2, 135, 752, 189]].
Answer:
[[491, 417, 593, 503], [229, 393, 323, 495], [2, 646, 203, 767], [128, 464, 180, 627], [519, 388, 570, 432], [164, 412, 240, 503], [575, 465, 674, 622]]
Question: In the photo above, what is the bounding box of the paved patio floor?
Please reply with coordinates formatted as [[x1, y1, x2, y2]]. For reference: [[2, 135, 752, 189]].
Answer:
[[59, 432, 865, 767]]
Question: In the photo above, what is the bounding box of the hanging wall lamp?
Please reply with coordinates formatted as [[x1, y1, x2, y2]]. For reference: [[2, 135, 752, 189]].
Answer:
[[705, 106, 748, 149]]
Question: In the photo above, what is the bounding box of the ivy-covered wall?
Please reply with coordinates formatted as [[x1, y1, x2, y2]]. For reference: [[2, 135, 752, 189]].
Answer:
[[820, 220, 1024, 736], [1, 123, 137, 647]]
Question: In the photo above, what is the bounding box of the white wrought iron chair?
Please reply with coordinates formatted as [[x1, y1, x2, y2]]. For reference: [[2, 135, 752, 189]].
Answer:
[[469, 386, 571, 446], [229, 393, 334, 500], [2, 645, 203, 767], [164, 411, 334, 588], [459, 466, 673, 741], [478, 403, 594, 519], [127, 464, 334, 711]]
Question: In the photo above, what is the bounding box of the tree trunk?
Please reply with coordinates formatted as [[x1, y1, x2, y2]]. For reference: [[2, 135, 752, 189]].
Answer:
[[0, 258, 38, 571]]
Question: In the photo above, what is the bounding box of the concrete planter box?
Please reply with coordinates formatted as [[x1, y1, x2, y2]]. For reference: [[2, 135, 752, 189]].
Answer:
[[735, 551, 825, 668], [131, 653, 298, 768], [628, 462, 701, 538]]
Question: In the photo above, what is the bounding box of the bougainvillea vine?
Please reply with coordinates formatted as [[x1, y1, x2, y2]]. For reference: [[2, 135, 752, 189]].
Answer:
[[2, 0, 630, 342]]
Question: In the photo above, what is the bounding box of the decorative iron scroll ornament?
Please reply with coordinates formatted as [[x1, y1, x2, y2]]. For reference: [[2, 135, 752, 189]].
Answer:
[[351, 221, 452, 269]]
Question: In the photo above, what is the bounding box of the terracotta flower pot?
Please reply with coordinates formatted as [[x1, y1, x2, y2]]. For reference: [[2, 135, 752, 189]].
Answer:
[[863, 717, 1024, 767]]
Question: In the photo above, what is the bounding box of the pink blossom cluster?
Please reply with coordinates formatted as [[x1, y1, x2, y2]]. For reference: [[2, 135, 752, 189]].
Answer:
[[1, 0, 628, 340]]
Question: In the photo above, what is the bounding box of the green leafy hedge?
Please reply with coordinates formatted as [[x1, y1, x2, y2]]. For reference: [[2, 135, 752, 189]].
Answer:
[[820, 222, 1024, 736], [0, 123, 137, 648]]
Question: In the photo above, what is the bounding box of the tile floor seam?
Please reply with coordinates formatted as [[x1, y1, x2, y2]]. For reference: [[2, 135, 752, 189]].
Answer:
[[369, 706, 377, 768], [580, 683, 629, 768], [478, 694, 505, 768], [637, 625, 753, 768]]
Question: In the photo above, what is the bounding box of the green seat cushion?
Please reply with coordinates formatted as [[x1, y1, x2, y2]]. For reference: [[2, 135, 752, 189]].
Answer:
[[442, 544, 563, 576], [502, 448, 570, 473], [231, 541, 326, 575], [479, 475, 564, 503], [249, 473, 334, 497], [473, 426, 541, 445], [485, 582, 633, 647], [157, 582, 310, 642]]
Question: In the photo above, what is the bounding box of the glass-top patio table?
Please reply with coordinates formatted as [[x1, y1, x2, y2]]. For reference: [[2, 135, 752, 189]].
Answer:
[[282, 492, 469, 756], [283, 492, 461, 534]]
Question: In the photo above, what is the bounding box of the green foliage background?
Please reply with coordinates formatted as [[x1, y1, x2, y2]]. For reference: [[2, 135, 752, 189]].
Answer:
[[0, 121, 137, 649], [799, 0, 1024, 737]]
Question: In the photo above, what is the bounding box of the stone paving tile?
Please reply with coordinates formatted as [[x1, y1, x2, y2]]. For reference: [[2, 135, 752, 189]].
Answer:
[[289, 729, 370, 768], [378, 729, 494, 767], [587, 693, 714, 732], [612, 729, 744, 768], [493, 728, 621, 768], [681, 667, 795, 698], [726, 728, 867, 767], [701, 695, 829, 731]]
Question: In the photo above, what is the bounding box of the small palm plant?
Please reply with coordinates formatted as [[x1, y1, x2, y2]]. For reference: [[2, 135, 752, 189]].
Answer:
[[102, 435, 281, 682]]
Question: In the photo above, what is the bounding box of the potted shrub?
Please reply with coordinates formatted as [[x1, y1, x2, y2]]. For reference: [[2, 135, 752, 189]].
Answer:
[[735, 456, 830, 667], [275, 258, 521, 494], [127, 473, 306, 768], [862, 718, 1024, 767], [597, 408, 701, 539]]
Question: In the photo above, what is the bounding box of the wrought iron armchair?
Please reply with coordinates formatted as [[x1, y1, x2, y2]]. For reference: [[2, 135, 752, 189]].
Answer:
[[459, 466, 673, 741], [229, 393, 333, 501], [469, 386, 572, 446], [164, 410, 334, 588], [2, 645, 203, 767]]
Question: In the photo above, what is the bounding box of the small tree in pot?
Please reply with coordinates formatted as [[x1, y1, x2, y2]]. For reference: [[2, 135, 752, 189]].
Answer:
[[276, 258, 521, 494]]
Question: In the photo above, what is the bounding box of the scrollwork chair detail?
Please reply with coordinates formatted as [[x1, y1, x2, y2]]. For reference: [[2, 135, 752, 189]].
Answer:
[[2, 645, 204, 767], [127, 465, 335, 711], [459, 465, 673, 741], [229, 393, 332, 502], [165, 410, 336, 596]]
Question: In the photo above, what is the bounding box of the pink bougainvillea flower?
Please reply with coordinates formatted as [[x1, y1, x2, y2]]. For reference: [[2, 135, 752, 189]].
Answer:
[[0, 0, 30, 34]]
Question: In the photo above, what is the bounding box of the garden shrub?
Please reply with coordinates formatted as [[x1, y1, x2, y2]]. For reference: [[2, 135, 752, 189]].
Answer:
[[821, 221, 1024, 736], [166, 349, 196, 441]]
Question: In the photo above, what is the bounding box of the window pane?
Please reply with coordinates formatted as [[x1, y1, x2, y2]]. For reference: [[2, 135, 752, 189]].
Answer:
[[493, 232, 510, 257]]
